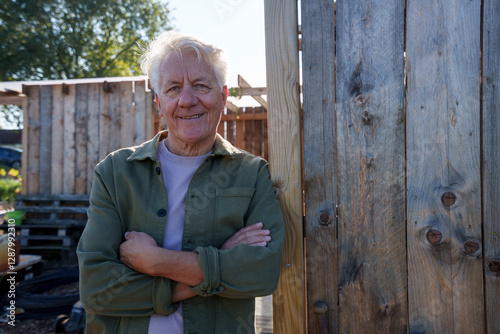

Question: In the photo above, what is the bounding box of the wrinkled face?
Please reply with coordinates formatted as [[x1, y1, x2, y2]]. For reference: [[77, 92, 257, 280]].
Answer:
[[155, 51, 227, 155]]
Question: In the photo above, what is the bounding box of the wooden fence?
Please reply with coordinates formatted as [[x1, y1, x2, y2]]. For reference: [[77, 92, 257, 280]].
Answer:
[[266, 0, 499, 333], [21, 79, 155, 195]]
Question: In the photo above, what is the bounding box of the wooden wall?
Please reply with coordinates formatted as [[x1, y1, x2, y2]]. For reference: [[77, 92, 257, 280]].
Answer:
[[266, 0, 499, 333], [21, 79, 154, 195]]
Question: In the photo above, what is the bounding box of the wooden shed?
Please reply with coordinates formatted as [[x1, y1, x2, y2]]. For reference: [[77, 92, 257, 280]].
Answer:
[[264, 0, 499, 333]]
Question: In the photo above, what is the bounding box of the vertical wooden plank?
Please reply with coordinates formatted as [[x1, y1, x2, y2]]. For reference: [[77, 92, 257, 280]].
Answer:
[[39, 85, 52, 194], [63, 84, 76, 194], [264, 0, 305, 333], [109, 83, 121, 152], [99, 85, 111, 161], [226, 107, 236, 145], [21, 93, 29, 194], [254, 107, 264, 157], [262, 111, 268, 162], [51, 85, 64, 195], [87, 83, 100, 194], [336, 1, 407, 332], [75, 84, 88, 194], [244, 107, 255, 154], [120, 81, 134, 148], [301, 0, 337, 333], [145, 89, 154, 139], [235, 115, 245, 150], [406, 1, 483, 333], [134, 80, 147, 145], [482, 0, 500, 332], [26, 85, 40, 195]]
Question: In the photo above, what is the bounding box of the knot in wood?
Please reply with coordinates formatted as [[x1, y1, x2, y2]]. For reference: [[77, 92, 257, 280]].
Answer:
[[319, 212, 330, 225], [426, 229, 442, 245], [488, 260, 500, 273], [463, 240, 480, 255], [441, 191, 457, 207], [362, 110, 372, 124]]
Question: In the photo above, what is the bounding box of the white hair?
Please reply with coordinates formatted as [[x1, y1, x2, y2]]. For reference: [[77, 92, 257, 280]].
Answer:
[[140, 31, 228, 92]]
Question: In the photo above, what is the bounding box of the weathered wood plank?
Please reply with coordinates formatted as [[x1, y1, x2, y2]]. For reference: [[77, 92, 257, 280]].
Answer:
[[336, 1, 407, 332], [253, 107, 264, 157], [482, 0, 500, 332], [145, 91, 154, 139], [134, 80, 147, 145], [99, 84, 111, 161], [21, 95, 29, 194], [406, 1, 483, 332], [87, 83, 100, 194], [244, 107, 255, 154], [109, 82, 121, 152], [51, 85, 64, 195], [26, 85, 40, 194], [63, 84, 76, 194], [301, 0, 337, 333], [120, 81, 134, 148], [39, 85, 52, 194], [264, 0, 305, 333], [75, 84, 88, 194]]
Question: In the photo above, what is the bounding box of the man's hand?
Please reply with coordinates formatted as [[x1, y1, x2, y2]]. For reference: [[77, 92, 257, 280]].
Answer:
[[119, 231, 162, 276], [222, 222, 271, 249]]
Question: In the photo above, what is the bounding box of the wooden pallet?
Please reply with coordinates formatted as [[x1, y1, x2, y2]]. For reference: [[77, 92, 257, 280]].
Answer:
[[1, 194, 90, 264]]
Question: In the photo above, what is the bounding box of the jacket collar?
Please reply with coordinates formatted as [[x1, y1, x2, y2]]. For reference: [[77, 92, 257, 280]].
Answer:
[[127, 131, 241, 162]]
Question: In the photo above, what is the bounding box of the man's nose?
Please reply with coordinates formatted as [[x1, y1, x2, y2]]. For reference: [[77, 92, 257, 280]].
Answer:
[[178, 85, 197, 107]]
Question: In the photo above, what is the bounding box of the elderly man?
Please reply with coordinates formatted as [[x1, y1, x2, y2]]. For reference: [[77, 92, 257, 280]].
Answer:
[[77, 31, 285, 333]]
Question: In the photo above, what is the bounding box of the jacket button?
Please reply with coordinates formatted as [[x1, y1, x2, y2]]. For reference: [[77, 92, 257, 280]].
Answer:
[[157, 209, 166, 217], [156, 166, 161, 175]]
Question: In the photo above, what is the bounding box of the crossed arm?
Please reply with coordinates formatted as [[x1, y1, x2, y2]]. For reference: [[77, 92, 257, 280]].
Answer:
[[119, 222, 272, 302]]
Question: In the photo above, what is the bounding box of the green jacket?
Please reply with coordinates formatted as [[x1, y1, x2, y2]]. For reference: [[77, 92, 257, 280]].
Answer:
[[77, 131, 285, 334]]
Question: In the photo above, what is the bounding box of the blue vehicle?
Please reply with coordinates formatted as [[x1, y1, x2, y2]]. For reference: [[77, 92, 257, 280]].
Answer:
[[0, 146, 22, 169]]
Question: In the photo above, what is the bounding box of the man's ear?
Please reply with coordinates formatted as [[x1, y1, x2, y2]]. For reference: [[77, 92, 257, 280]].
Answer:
[[222, 86, 228, 108], [155, 93, 160, 108]]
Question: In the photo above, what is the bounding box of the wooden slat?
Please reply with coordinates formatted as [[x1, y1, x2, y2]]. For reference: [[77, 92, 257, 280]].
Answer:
[[145, 91, 154, 139], [264, 0, 305, 333], [120, 81, 134, 148], [87, 83, 100, 194], [51, 85, 64, 195], [134, 80, 147, 145], [99, 83, 111, 161], [238, 75, 268, 109], [244, 107, 255, 154], [26, 85, 40, 194], [63, 84, 76, 194], [482, 0, 500, 332], [39, 85, 52, 194], [336, 1, 407, 332], [253, 107, 264, 157], [301, 0, 337, 333], [109, 82, 121, 152], [18, 206, 88, 214], [21, 95, 28, 194], [17, 194, 89, 202], [406, 1, 483, 332], [75, 84, 88, 194]]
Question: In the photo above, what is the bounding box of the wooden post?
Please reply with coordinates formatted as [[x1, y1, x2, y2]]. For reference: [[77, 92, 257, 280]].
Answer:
[[406, 0, 484, 332], [264, 0, 305, 333], [482, 0, 500, 332], [301, 0, 337, 333]]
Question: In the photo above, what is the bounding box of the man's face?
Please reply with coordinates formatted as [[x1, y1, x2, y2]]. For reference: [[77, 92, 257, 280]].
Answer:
[[155, 51, 227, 155]]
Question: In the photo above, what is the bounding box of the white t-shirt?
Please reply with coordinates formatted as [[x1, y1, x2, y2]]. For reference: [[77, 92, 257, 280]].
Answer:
[[148, 140, 210, 334]]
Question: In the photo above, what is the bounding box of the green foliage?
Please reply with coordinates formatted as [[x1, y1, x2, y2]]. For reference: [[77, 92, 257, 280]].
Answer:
[[0, 168, 21, 207], [0, 0, 172, 81]]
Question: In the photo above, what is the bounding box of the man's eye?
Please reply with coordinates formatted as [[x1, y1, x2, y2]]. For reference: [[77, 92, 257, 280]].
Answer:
[[194, 84, 209, 91], [166, 86, 181, 94]]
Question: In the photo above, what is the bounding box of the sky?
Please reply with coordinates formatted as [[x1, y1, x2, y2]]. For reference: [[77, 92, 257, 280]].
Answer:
[[165, 0, 267, 106]]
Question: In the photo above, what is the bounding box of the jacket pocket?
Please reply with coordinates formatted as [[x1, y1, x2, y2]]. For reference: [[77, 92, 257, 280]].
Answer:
[[214, 187, 255, 247]]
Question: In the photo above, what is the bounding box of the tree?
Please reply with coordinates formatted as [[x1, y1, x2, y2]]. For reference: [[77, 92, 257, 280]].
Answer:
[[0, 0, 172, 81]]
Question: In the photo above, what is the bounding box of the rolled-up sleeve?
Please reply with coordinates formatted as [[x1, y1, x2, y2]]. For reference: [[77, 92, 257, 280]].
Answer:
[[190, 163, 285, 299], [77, 162, 177, 317]]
